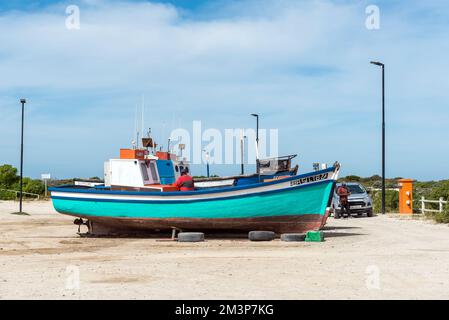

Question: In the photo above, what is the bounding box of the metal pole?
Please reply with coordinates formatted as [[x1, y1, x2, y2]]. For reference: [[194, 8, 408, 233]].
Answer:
[[256, 115, 259, 173], [256, 116, 260, 182], [240, 136, 244, 175], [204, 150, 210, 178], [371, 61, 385, 214], [381, 64, 386, 215], [251, 114, 260, 181], [19, 99, 26, 213]]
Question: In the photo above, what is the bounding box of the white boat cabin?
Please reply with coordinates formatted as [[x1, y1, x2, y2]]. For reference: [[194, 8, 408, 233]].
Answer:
[[103, 148, 189, 192]]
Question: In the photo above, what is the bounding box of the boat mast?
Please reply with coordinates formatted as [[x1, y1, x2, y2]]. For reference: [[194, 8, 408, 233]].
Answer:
[[133, 104, 138, 149], [141, 95, 145, 149]]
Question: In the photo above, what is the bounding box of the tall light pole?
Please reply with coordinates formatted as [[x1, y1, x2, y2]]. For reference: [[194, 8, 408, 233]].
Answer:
[[240, 130, 246, 175], [203, 150, 210, 178], [251, 114, 260, 181], [370, 61, 386, 214], [19, 98, 26, 214]]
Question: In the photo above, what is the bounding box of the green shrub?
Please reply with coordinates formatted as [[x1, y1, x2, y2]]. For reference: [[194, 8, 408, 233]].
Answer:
[[0, 164, 19, 188], [24, 179, 45, 195], [432, 181, 449, 200], [10, 178, 44, 195], [0, 164, 45, 200], [0, 189, 16, 200], [344, 175, 361, 182], [372, 189, 399, 213], [431, 206, 449, 224]]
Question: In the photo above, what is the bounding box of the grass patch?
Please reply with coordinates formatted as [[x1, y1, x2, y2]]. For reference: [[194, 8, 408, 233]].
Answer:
[[434, 211, 449, 224], [425, 208, 449, 224]]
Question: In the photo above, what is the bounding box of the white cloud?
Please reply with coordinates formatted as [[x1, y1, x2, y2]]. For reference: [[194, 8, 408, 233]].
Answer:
[[0, 0, 448, 180]]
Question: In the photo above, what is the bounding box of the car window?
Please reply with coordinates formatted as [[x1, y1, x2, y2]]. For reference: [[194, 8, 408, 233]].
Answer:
[[347, 185, 365, 194], [335, 184, 366, 195]]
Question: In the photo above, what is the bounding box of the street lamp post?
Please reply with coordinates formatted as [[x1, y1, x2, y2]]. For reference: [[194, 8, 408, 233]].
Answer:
[[240, 131, 246, 175], [251, 114, 260, 180], [370, 61, 386, 215], [19, 98, 26, 214], [203, 150, 210, 178]]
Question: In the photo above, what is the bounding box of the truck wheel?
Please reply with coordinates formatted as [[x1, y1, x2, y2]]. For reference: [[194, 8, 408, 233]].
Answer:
[[367, 209, 373, 217], [249, 231, 275, 241], [177, 232, 205, 242], [280, 233, 306, 242]]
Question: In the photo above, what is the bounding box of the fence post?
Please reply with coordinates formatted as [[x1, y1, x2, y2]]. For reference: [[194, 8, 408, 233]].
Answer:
[[439, 197, 444, 213], [421, 196, 425, 214]]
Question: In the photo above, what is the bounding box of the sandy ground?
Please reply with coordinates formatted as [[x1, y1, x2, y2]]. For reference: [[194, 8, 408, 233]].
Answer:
[[1, 200, 449, 300]]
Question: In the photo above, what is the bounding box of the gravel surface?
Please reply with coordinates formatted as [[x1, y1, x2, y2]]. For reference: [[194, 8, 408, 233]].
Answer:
[[1, 200, 449, 299]]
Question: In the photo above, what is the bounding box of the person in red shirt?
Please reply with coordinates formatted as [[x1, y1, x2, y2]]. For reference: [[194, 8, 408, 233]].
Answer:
[[337, 183, 351, 217], [173, 167, 194, 191]]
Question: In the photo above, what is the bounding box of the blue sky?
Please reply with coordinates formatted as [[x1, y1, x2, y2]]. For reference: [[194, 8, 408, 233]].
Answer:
[[0, 0, 448, 181]]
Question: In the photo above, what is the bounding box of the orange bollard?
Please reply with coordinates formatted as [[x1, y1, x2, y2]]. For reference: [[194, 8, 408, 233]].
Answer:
[[398, 179, 413, 214]]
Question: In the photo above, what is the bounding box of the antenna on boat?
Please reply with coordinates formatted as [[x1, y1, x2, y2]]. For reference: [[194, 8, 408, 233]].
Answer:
[[150, 136, 154, 154], [133, 104, 139, 149], [141, 95, 145, 149], [150, 127, 158, 154]]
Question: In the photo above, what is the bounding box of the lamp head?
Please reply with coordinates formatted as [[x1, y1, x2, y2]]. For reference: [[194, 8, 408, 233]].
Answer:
[[20, 98, 26, 104], [251, 113, 258, 117], [370, 61, 384, 67]]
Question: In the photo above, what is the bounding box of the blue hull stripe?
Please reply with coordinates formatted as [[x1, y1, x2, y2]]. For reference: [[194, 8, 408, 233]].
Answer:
[[52, 180, 334, 204]]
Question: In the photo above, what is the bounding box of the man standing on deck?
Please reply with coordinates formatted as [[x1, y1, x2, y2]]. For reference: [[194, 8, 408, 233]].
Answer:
[[173, 167, 195, 191], [337, 182, 351, 217]]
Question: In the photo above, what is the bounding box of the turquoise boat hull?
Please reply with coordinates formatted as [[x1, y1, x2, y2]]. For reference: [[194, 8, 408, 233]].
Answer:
[[50, 167, 338, 234]]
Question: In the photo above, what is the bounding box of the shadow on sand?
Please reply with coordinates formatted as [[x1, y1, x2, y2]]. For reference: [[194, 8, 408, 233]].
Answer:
[[70, 218, 368, 240], [321, 224, 365, 238], [322, 231, 365, 238], [75, 227, 365, 240], [321, 225, 361, 230]]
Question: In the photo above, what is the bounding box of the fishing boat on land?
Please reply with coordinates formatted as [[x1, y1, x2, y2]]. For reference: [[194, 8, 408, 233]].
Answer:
[[49, 125, 340, 235], [49, 147, 340, 235]]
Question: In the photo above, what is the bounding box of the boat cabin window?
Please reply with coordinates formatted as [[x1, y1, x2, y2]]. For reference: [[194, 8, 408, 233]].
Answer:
[[259, 159, 291, 173], [149, 162, 158, 180], [140, 163, 150, 181]]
